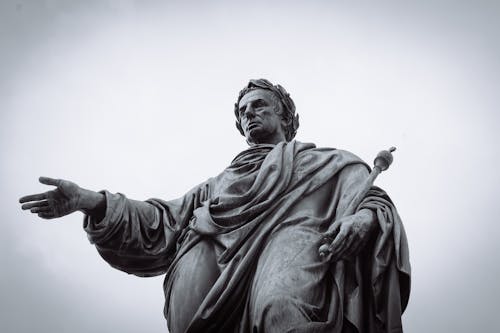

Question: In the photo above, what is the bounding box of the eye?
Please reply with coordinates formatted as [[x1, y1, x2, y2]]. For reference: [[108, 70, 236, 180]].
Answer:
[[254, 100, 267, 109]]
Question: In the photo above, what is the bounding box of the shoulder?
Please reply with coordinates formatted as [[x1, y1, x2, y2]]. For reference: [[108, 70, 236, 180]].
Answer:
[[295, 141, 367, 166], [332, 148, 366, 165], [289, 141, 369, 178]]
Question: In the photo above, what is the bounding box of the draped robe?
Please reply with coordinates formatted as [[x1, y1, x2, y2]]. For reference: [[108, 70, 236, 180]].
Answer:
[[84, 141, 410, 333]]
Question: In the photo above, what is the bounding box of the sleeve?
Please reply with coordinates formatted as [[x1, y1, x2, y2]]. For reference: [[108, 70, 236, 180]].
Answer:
[[83, 180, 212, 277]]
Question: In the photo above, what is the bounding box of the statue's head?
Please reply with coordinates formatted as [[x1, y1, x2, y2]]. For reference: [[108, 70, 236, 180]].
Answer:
[[234, 79, 300, 145]]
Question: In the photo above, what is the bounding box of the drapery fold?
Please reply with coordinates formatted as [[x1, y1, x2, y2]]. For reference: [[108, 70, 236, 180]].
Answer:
[[84, 141, 410, 332]]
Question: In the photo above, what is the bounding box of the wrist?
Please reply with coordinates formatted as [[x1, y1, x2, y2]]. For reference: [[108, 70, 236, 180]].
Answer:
[[79, 189, 105, 212], [357, 208, 376, 225]]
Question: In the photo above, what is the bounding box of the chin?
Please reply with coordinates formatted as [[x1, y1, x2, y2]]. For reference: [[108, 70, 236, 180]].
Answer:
[[246, 127, 261, 138]]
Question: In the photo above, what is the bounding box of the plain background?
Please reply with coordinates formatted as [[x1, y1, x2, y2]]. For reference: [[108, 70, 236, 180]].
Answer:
[[1, 1, 499, 332]]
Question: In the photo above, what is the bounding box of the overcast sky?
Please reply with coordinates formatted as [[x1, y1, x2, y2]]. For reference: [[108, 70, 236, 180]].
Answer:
[[1, 1, 499, 332]]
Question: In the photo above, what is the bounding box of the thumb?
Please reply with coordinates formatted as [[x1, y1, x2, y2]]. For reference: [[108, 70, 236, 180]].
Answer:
[[39, 176, 61, 186]]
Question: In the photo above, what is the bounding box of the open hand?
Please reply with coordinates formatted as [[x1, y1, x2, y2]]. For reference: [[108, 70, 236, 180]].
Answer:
[[319, 209, 376, 261], [19, 177, 83, 219]]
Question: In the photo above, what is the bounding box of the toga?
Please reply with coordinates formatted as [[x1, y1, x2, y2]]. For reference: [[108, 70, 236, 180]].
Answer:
[[84, 140, 410, 333]]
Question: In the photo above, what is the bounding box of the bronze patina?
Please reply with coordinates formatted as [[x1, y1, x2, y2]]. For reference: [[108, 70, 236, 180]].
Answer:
[[20, 79, 410, 333]]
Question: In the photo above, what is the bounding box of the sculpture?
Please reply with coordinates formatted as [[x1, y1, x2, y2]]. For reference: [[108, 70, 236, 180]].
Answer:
[[19, 79, 410, 333]]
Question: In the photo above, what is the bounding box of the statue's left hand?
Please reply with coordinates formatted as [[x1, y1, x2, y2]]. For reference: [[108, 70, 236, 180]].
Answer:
[[320, 209, 376, 261]]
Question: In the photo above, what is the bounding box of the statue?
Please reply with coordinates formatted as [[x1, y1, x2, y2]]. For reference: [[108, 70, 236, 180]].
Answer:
[[19, 79, 410, 333]]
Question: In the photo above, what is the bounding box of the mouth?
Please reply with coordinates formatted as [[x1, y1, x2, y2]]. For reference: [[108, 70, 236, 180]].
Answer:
[[247, 122, 260, 131]]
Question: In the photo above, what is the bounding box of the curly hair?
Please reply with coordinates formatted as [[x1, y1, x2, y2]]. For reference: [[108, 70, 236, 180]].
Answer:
[[234, 79, 300, 142]]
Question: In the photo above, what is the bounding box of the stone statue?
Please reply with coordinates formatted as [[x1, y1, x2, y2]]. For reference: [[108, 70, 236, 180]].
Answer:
[[19, 79, 410, 333]]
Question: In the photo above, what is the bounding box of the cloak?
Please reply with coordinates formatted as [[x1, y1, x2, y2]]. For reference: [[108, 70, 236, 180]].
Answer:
[[84, 140, 410, 333]]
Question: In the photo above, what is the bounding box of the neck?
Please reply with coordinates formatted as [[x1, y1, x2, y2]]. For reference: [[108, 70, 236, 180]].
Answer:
[[248, 132, 286, 145]]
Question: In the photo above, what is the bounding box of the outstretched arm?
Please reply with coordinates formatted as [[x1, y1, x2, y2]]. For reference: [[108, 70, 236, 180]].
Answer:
[[20, 176, 213, 276], [19, 177, 106, 221]]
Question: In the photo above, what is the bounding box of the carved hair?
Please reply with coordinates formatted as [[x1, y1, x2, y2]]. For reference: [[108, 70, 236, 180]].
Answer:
[[234, 79, 300, 141]]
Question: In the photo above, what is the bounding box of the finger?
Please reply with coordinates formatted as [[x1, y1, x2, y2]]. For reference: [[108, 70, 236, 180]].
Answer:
[[21, 200, 49, 210], [19, 192, 48, 203], [323, 221, 341, 240], [39, 177, 61, 186], [31, 206, 51, 214], [328, 229, 349, 256], [38, 212, 55, 219], [319, 224, 341, 259], [330, 234, 353, 261], [337, 234, 358, 260]]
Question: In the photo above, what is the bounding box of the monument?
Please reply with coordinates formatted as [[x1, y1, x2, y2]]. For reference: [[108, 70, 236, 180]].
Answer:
[[20, 79, 410, 333]]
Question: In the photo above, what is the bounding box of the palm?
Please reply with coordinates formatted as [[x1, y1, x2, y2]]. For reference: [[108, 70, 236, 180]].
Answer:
[[19, 177, 82, 219], [47, 181, 81, 216]]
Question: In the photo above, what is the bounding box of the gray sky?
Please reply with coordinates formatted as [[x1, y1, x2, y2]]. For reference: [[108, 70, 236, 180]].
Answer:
[[1, 1, 499, 332]]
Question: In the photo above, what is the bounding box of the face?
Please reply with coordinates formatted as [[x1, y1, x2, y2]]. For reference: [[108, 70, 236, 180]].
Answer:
[[238, 89, 286, 145]]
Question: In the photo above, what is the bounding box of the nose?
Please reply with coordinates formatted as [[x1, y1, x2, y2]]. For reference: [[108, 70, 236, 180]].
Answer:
[[244, 105, 256, 119]]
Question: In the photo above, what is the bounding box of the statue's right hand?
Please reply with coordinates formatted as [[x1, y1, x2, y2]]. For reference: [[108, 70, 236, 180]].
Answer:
[[19, 177, 83, 219]]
